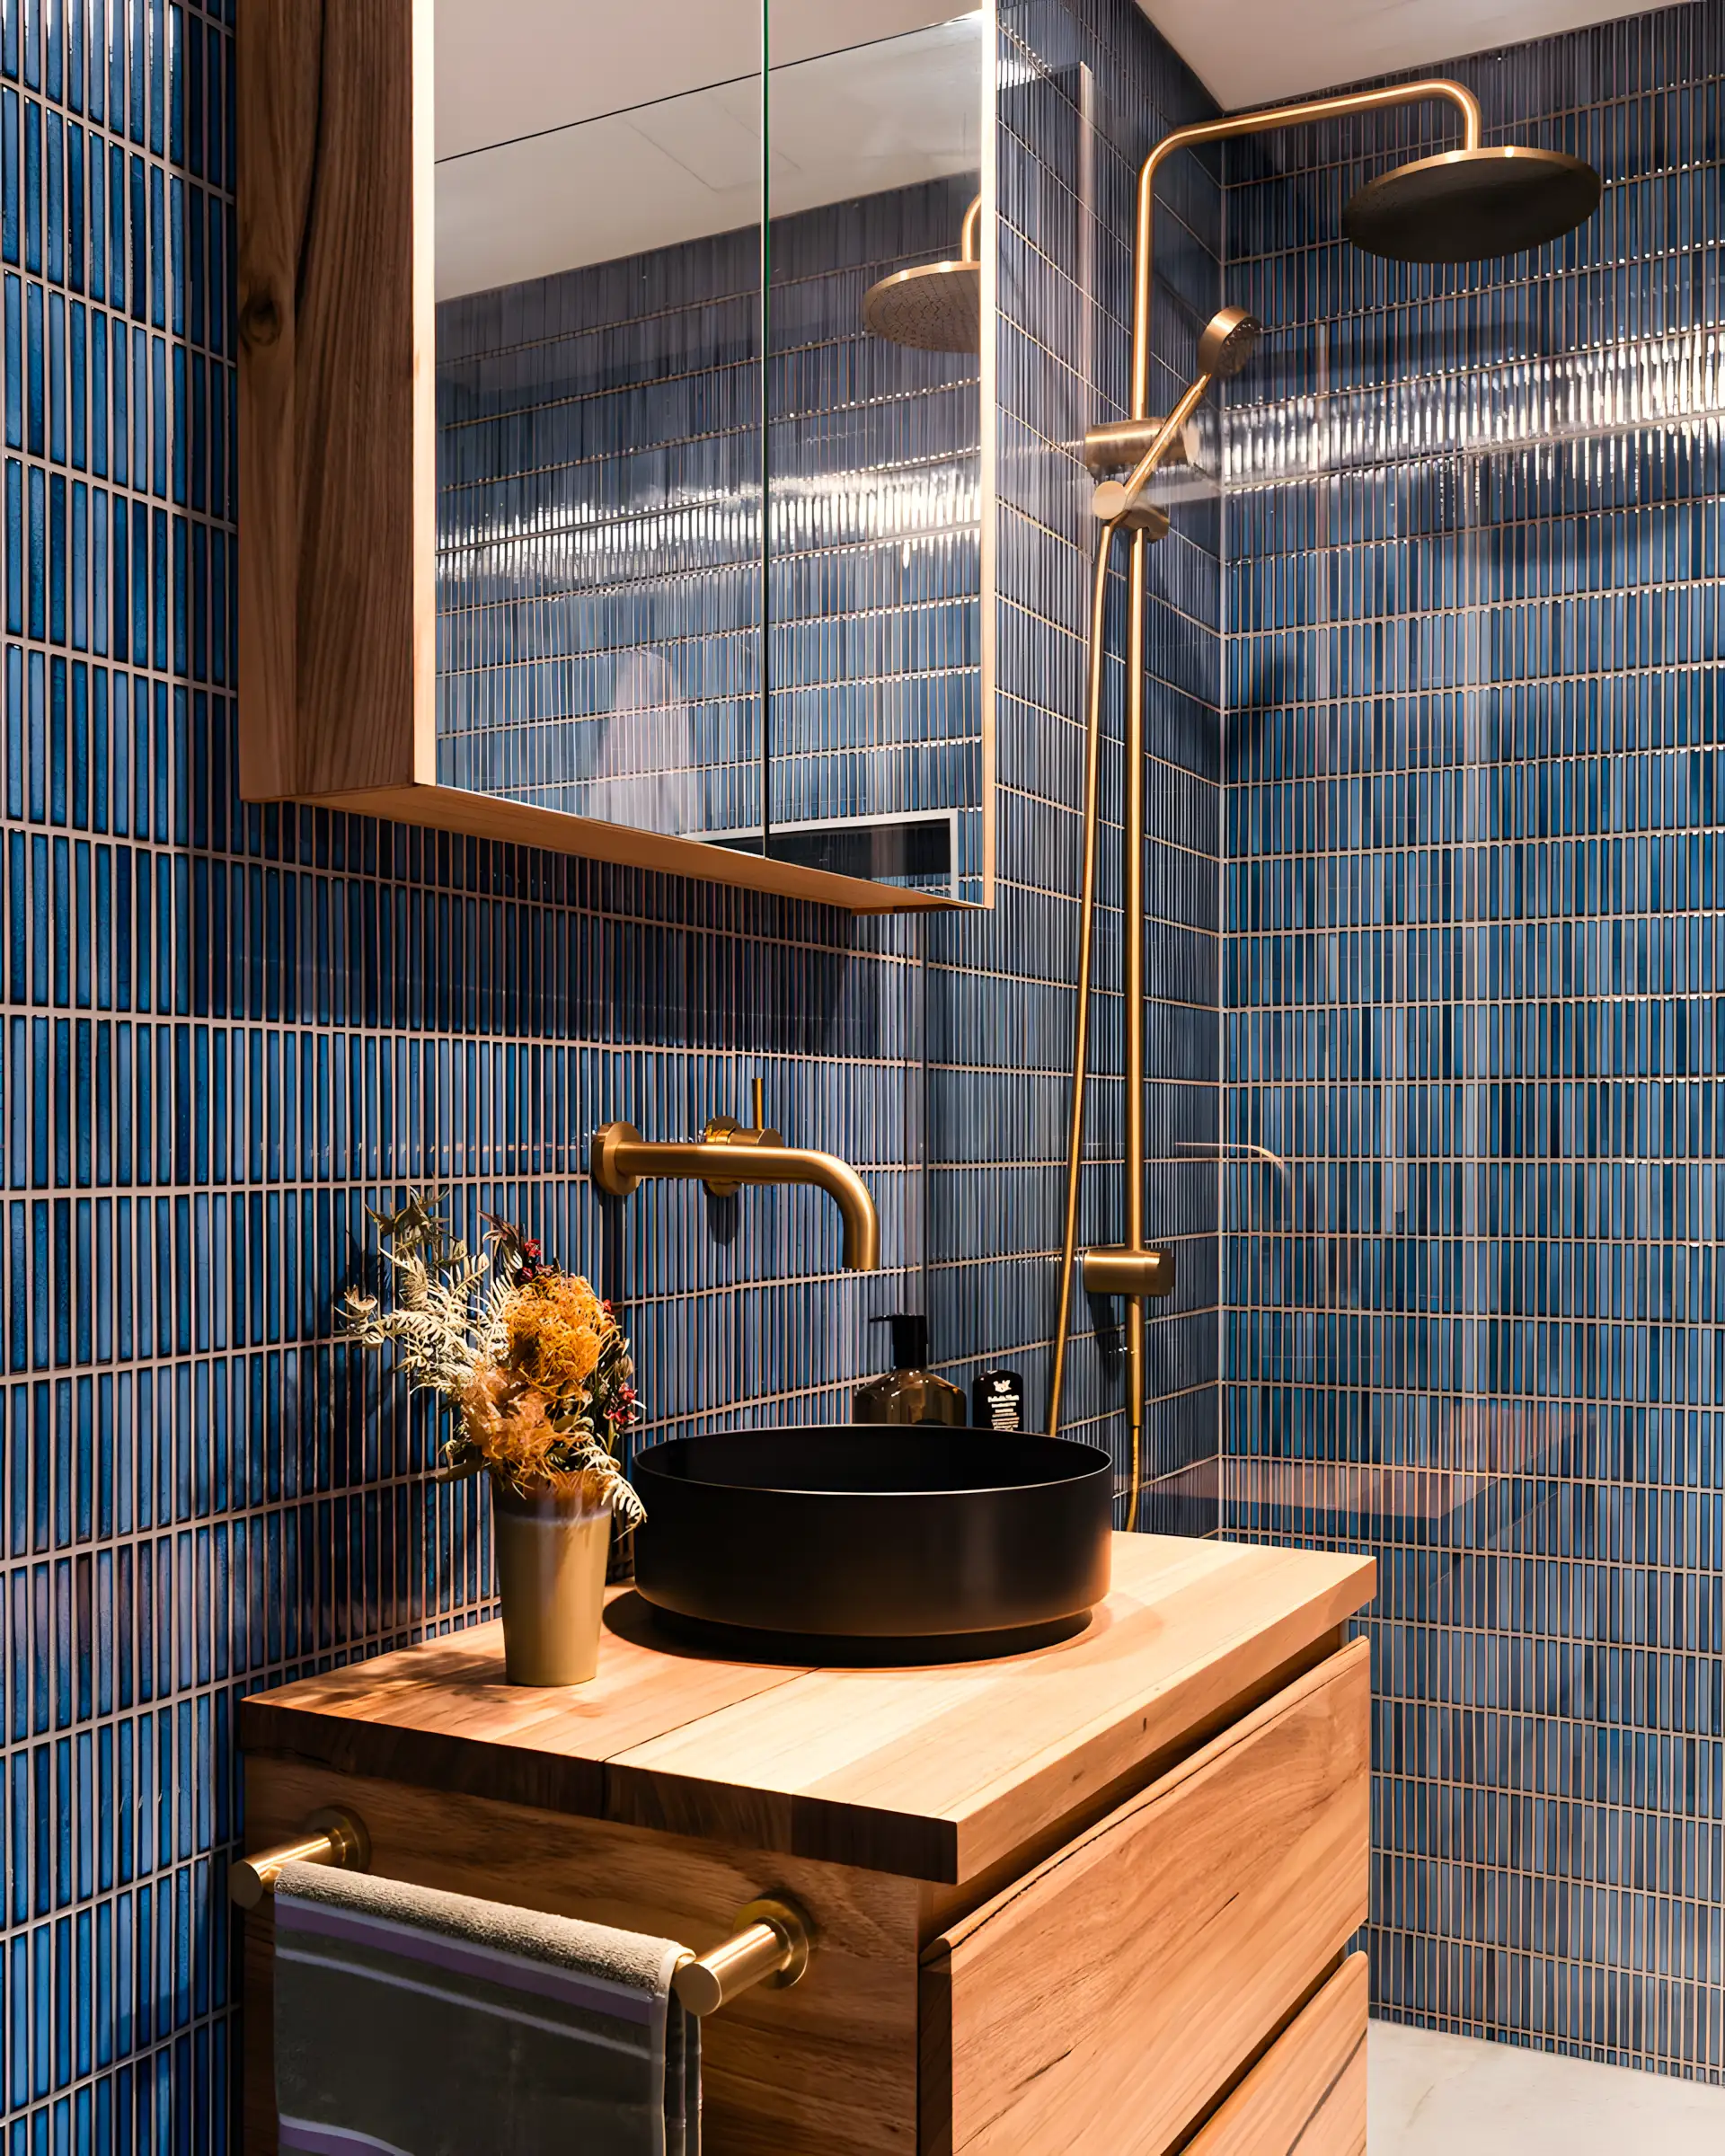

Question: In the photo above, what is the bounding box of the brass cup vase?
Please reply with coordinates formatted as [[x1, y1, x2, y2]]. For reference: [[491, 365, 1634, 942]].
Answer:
[[491, 1475, 612, 1685]]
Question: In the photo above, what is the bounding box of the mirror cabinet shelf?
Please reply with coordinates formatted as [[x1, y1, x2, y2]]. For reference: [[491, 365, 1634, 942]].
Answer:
[[236, 0, 995, 913]]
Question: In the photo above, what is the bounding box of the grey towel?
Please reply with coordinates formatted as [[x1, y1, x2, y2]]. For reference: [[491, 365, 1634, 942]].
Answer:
[[273, 1860, 700, 2156]]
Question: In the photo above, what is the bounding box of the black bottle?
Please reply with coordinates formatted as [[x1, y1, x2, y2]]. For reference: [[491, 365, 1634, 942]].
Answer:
[[854, 1314, 967, 1427], [970, 1369, 1024, 1431]]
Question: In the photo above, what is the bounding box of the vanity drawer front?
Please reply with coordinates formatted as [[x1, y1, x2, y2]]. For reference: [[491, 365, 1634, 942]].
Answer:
[[920, 1636, 1370, 2156], [1185, 1954, 1367, 2156]]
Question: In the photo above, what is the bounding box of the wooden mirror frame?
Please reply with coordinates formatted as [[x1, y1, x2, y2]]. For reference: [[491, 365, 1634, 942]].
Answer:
[[234, 0, 983, 914]]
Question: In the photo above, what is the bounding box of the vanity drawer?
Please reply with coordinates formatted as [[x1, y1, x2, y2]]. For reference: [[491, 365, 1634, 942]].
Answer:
[[919, 1637, 1370, 2156], [1185, 1953, 1367, 2155]]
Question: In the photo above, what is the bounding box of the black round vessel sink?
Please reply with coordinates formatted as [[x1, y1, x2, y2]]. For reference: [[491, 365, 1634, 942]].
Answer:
[[631, 1427, 1113, 1664]]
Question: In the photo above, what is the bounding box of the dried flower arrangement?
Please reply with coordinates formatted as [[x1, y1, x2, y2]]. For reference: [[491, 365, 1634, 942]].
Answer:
[[340, 1190, 644, 1525]]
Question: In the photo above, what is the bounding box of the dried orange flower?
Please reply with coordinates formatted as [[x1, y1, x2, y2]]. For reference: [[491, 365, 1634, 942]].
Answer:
[[457, 1364, 561, 1487], [503, 1274, 613, 1400]]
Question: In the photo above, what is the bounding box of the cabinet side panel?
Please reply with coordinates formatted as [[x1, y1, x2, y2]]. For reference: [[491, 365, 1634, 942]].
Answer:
[[237, 0, 430, 798], [926, 1637, 1371, 2156]]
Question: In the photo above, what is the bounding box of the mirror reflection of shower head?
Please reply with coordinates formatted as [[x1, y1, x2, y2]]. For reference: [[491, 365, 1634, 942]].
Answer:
[[863, 196, 983, 352], [1092, 305, 1262, 528], [1343, 143, 1601, 261]]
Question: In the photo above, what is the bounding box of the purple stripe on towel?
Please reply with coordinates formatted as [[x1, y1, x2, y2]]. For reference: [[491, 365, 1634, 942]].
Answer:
[[275, 1895, 658, 2027]]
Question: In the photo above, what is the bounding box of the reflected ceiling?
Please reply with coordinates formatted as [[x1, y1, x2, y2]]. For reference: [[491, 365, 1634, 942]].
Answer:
[[433, 1, 982, 299]]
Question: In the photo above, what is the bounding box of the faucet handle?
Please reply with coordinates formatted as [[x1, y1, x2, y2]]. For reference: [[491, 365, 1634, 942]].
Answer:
[[703, 1076, 781, 1197]]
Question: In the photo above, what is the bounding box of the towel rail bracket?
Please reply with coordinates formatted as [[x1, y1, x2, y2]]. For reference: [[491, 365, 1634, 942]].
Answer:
[[671, 1895, 812, 2017], [233, 1812, 815, 2017], [230, 1807, 369, 1911]]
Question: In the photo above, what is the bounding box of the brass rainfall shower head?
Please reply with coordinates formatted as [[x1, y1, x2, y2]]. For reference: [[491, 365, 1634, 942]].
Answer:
[[863, 196, 983, 352], [1343, 142, 1602, 261]]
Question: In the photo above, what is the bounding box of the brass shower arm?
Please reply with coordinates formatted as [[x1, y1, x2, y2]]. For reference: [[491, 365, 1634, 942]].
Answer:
[[1129, 77, 1483, 418], [960, 193, 982, 264]]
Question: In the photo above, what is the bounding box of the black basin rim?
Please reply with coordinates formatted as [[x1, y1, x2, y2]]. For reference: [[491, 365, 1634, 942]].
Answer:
[[632, 1430, 1115, 1655], [634, 1435, 1112, 1501], [642, 1604, 1093, 1664]]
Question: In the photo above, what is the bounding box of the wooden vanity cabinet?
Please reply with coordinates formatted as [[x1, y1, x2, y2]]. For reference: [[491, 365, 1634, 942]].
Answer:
[[238, 1533, 1375, 2154], [920, 1641, 1369, 2153]]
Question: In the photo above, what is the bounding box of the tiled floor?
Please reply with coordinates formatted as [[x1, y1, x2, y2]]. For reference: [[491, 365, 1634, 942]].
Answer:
[[1369, 2021, 1725, 2152]]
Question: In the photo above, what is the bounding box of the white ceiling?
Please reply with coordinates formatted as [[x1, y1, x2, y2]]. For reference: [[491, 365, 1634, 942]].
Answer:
[[434, 1, 979, 300], [1137, 0, 1678, 107]]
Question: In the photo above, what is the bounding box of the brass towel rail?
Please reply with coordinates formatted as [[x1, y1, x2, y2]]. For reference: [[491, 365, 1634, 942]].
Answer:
[[230, 1812, 813, 2018]]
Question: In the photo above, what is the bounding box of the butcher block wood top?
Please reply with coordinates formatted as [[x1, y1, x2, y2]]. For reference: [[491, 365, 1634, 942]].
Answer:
[[242, 1533, 1374, 1885]]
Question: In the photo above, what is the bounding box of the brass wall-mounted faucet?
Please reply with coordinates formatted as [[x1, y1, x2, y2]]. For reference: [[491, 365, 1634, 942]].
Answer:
[[591, 1080, 880, 1272]]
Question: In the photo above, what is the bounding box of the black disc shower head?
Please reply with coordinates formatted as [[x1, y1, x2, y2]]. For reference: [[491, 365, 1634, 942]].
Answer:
[[1343, 144, 1601, 263]]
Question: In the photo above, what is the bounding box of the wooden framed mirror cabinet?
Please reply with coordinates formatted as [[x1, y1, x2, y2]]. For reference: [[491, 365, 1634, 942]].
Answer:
[[235, 1, 997, 912]]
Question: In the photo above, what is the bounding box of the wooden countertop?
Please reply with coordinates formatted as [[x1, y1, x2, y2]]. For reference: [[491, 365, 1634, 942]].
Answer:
[[242, 1533, 1374, 1884]]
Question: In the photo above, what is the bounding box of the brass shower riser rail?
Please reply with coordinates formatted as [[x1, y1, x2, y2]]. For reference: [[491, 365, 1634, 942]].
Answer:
[[1048, 76, 1600, 1537]]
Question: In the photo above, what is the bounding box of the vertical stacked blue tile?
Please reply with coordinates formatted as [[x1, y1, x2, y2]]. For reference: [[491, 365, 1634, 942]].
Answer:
[[767, 177, 984, 878], [437, 225, 766, 837], [1223, 0, 1725, 2082]]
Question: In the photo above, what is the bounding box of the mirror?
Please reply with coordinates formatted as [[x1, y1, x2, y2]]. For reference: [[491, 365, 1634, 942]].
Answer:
[[764, 7, 986, 897], [430, 1, 992, 902], [434, 1, 767, 850]]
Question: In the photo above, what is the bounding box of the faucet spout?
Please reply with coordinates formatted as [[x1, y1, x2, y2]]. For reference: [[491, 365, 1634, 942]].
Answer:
[[591, 1121, 880, 1271]]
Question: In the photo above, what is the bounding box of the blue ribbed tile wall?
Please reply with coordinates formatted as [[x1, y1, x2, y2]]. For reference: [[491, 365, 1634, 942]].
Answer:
[[767, 179, 983, 868], [1223, 0, 1725, 2081], [437, 225, 765, 837]]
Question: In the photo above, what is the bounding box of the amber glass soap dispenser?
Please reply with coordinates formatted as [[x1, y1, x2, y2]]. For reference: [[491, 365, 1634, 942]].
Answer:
[[854, 1314, 967, 1426]]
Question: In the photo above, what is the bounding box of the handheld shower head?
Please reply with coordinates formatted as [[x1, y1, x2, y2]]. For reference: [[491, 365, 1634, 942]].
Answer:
[[1091, 305, 1263, 530], [1196, 303, 1262, 379]]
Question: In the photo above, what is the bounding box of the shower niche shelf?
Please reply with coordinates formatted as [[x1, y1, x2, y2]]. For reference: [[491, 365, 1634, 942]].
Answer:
[[235, 0, 997, 914]]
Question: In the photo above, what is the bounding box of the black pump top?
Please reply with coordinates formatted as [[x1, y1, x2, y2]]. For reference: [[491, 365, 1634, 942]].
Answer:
[[871, 1312, 930, 1370]]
